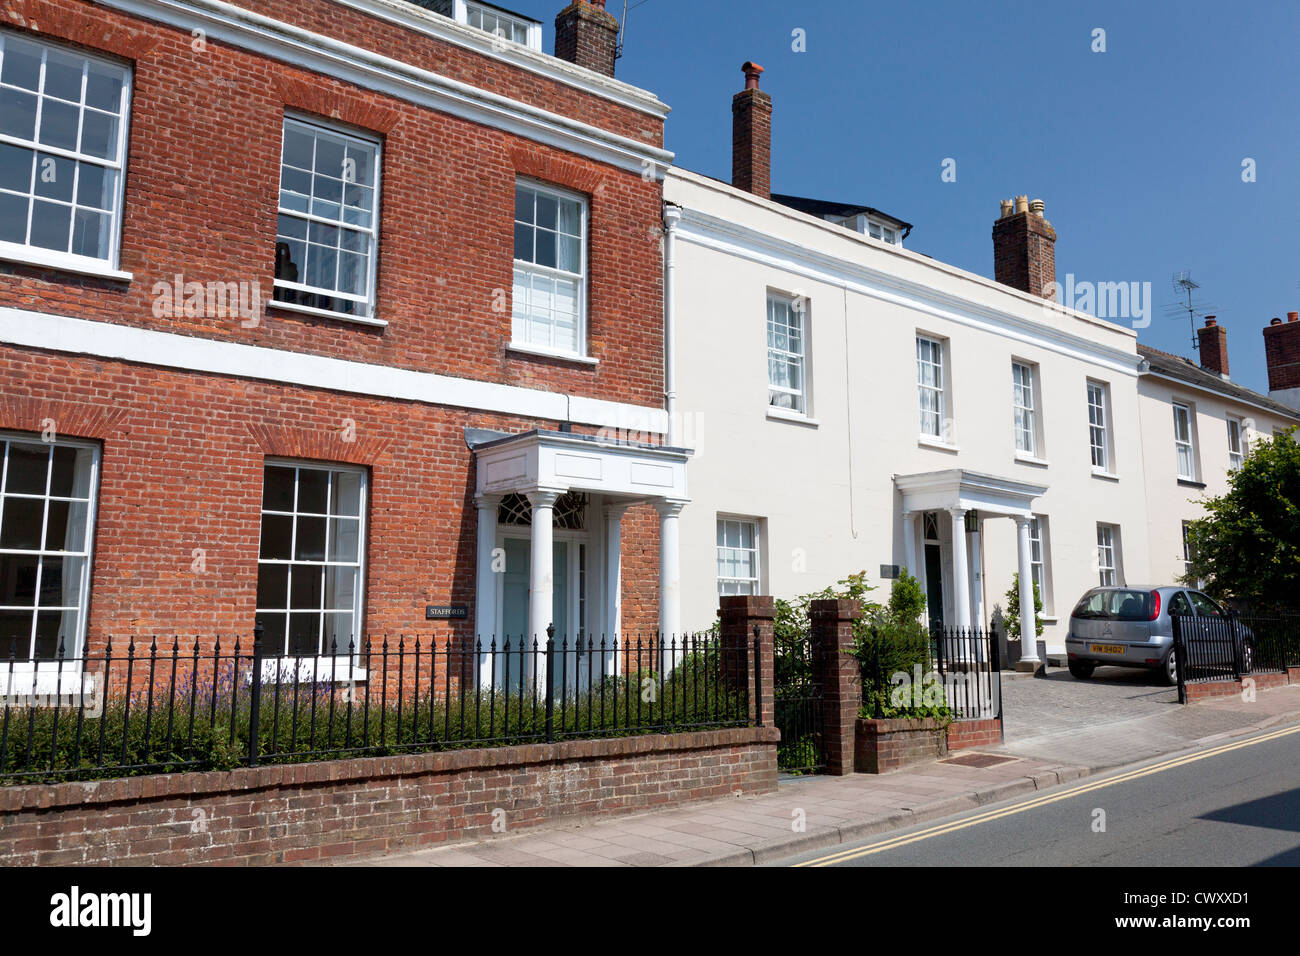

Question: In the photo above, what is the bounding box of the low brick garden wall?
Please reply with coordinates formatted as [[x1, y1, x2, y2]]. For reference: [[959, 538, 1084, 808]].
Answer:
[[855, 717, 1004, 773], [1184, 670, 1293, 702], [0, 727, 779, 866]]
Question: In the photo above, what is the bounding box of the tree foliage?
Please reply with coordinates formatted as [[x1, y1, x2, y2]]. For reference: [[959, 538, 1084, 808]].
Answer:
[[1184, 428, 1300, 610]]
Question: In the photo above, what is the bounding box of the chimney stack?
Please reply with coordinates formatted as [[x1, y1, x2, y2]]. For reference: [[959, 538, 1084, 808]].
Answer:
[[554, 1, 620, 78], [1198, 316, 1229, 378], [1264, 311, 1300, 411], [992, 196, 1057, 299], [732, 61, 772, 199]]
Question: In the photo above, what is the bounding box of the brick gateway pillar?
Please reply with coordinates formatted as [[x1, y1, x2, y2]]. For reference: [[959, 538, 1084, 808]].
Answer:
[[809, 599, 862, 776], [718, 595, 775, 727]]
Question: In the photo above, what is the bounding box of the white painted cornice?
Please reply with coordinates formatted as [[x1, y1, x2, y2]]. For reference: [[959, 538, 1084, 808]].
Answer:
[[337, 0, 671, 118], [674, 203, 1144, 378], [97, 0, 673, 177], [0, 307, 668, 433]]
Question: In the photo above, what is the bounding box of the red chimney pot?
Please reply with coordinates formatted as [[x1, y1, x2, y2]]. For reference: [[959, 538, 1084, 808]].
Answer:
[[1290, 312, 1299, 323], [742, 61, 764, 90], [1205, 316, 1217, 327]]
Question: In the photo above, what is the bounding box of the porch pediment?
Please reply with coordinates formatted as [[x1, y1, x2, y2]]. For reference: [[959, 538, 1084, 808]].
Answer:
[[894, 469, 1046, 518], [468, 428, 690, 502]]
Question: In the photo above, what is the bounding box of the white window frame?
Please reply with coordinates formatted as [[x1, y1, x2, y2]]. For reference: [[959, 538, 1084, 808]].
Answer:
[[1087, 380, 1111, 473], [1012, 361, 1038, 456], [511, 177, 589, 359], [916, 335, 947, 439], [1182, 521, 1196, 581], [1173, 402, 1197, 480], [716, 517, 761, 596], [0, 433, 100, 670], [255, 460, 368, 664], [273, 114, 383, 325], [767, 291, 808, 415], [1096, 523, 1119, 587], [1227, 416, 1245, 471], [1028, 515, 1052, 614], [0, 31, 132, 279], [453, 0, 543, 50]]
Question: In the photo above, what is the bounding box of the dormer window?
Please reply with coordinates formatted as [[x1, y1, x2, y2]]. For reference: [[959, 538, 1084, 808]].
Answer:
[[452, 1, 542, 51], [833, 213, 903, 247]]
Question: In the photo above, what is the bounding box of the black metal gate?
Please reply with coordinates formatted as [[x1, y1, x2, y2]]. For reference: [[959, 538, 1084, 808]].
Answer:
[[772, 627, 826, 773]]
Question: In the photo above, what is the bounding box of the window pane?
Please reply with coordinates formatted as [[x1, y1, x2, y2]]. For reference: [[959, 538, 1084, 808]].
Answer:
[[0, 142, 33, 192], [1, 39, 43, 91], [0, 192, 29, 243], [37, 99, 79, 151], [5, 443, 49, 494], [43, 50, 85, 103], [29, 199, 70, 251], [0, 495, 44, 549], [256, 562, 289, 610], [294, 515, 326, 561], [85, 62, 124, 113], [0, 86, 38, 140], [259, 514, 293, 560]]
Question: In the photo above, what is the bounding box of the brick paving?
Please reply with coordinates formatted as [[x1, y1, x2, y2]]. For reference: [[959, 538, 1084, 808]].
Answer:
[[337, 677, 1300, 868]]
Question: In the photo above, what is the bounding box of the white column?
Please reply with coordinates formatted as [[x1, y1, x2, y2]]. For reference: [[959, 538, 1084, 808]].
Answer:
[[526, 489, 562, 648], [603, 502, 628, 677], [902, 511, 919, 580], [948, 507, 971, 628], [655, 499, 687, 671], [1015, 516, 1041, 664], [474, 494, 500, 685]]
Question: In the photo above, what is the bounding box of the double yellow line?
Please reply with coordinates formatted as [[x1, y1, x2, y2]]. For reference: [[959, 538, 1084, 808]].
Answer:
[[794, 723, 1300, 867]]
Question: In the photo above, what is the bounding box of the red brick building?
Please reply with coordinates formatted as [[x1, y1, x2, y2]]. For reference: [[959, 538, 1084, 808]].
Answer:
[[0, 0, 686, 686]]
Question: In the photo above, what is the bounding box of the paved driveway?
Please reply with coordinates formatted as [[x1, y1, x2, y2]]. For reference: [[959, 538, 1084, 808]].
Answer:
[[996, 666, 1299, 771]]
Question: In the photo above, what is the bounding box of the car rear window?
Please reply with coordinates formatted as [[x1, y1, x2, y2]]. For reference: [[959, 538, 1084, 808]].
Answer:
[[1072, 589, 1153, 622]]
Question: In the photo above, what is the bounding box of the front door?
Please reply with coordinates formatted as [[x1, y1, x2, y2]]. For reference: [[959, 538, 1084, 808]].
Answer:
[[499, 536, 584, 688], [924, 543, 944, 626]]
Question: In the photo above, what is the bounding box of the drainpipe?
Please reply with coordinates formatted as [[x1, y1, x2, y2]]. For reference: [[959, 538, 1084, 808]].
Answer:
[[663, 203, 682, 445]]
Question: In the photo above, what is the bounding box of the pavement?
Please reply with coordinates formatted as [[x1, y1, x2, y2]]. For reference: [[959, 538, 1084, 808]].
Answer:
[[337, 671, 1300, 868]]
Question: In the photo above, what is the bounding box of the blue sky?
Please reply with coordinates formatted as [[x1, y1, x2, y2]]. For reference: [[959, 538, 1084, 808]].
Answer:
[[524, 0, 1300, 394]]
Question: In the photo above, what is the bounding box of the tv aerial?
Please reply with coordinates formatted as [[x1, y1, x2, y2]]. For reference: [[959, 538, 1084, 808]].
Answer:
[[1164, 271, 1221, 352]]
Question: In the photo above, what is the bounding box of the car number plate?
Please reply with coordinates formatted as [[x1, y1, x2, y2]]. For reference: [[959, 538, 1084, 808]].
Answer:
[[1090, 644, 1125, 655]]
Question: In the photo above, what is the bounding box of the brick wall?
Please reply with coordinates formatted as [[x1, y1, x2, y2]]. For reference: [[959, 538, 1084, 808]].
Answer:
[[854, 717, 948, 773], [1184, 670, 1291, 703], [0, 347, 662, 645], [946, 718, 1003, 751], [0, 0, 665, 408], [0, 727, 780, 865]]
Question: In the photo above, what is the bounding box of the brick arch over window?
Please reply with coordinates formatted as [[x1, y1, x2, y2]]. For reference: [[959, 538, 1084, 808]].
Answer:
[[272, 75, 403, 136], [507, 144, 605, 197], [245, 423, 392, 467], [0, 396, 126, 441], [4, 1, 159, 60]]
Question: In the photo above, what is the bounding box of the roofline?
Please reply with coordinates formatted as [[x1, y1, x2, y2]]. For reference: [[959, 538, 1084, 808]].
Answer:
[[1140, 365, 1300, 423], [666, 168, 1136, 345]]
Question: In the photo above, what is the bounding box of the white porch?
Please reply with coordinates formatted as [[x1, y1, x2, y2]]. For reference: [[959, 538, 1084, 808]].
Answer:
[[468, 428, 691, 684], [895, 469, 1047, 665]]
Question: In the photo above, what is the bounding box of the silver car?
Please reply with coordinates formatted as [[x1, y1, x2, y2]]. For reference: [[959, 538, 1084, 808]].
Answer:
[[1065, 586, 1253, 685]]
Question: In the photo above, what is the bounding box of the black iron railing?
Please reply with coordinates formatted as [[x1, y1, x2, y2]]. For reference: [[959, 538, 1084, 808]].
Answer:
[[862, 623, 1002, 723], [0, 626, 756, 784], [1171, 611, 1300, 702]]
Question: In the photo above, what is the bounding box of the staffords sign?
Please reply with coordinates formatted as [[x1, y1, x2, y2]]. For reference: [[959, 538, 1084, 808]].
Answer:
[[426, 605, 469, 621]]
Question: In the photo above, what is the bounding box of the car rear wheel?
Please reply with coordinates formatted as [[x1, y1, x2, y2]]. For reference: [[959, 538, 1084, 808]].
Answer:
[[1161, 650, 1178, 686], [1068, 660, 1095, 680]]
